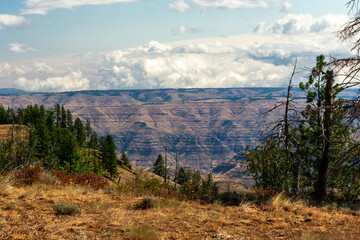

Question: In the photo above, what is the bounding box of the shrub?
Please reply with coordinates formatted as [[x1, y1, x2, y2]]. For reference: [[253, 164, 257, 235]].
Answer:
[[218, 191, 255, 206], [15, 166, 43, 185], [50, 170, 108, 189], [137, 196, 180, 210], [253, 187, 278, 200], [122, 176, 178, 198], [53, 201, 81, 215], [39, 172, 58, 185], [126, 225, 162, 240], [0, 173, 14, 196], [138, 196, 159, 209]]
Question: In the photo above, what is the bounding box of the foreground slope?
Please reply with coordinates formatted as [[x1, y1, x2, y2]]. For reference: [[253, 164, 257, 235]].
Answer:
[[1, 178, 360, 239]]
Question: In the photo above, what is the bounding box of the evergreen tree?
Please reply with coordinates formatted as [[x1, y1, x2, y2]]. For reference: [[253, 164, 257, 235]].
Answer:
[[17, 107, 24, 125], [74, 117, 86, 147], [245, 55, 360, 200], [99, 135, 118, 178], [55, 128, 76, 169], [66, 109, 74, 132], [0, 105, 8, 124], [88, 131, 99, 150], [60, 106, 67, 128], [153, 154, 165, 178], [120, 151, 130, 166], [200, 173, 218, 195], [55, 104, 61, 127], [176, 167, 188, 185], [85, 120, 92, 141]]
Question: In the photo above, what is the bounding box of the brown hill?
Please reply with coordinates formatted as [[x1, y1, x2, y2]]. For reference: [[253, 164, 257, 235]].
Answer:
[[2, 88, 355, 174]]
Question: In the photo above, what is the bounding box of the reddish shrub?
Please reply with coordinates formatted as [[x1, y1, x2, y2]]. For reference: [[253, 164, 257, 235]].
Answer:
[[50, 170, 108, 190], [15, 166, 44, 185], [253, 187, 278, 199]]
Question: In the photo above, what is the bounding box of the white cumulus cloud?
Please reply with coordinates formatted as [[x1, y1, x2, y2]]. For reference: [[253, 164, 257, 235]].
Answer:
[[0, 14, 31, 30], [14, 71, 90, 92], [8, 43, 37, 53], [21, 0, 139, 15], [280, 2, 292, 12], [98, 41, 291, 89], [0, 63, 12, 76], [33, 62, 54, 73], [171, 26, 202, 35], [168, 0, 191, 12], [254, 14, 349, 34]]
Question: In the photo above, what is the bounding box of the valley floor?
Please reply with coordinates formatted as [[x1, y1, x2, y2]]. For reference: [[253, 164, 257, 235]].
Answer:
[[1, 183, 360, 240]]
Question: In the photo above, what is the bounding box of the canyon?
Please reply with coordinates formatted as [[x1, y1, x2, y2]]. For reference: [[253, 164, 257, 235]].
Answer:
[[1, 88, 356, 174]]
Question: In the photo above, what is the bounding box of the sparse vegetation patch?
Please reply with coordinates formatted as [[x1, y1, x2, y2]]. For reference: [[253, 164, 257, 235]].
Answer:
[[53, 201, 81, 215]]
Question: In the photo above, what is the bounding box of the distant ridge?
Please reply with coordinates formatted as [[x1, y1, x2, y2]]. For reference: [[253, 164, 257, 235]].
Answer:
[[0, 88, 30, 95], [0, 87, 358, 174]]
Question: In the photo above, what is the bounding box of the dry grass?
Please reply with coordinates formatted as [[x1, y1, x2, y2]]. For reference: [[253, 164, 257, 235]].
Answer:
[[1, 182, 360, 239], [125, 225, 162, 240]]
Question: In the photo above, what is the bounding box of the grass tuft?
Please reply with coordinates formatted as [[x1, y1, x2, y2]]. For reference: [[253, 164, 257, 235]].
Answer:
[[137, 196, 180, 210], [138, 196, 160, 209], [53, 201, 81, 215], [126, 225, 162, 240]]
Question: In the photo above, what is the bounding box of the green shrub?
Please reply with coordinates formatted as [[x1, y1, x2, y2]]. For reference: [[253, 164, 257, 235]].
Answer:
[[138, 196, 159, 209], [53, 201, 81, 215]]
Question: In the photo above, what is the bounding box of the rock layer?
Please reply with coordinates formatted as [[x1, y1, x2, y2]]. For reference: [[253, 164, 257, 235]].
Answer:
[[0, 88, 323, 172]]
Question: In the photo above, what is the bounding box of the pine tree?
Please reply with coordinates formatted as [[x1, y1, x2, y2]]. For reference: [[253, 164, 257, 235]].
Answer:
[[74, 117, 86, 147], [120, 152, 130, 166], [176, 167, 188, 185], [60, 106, 67, 128], [55, 104, 61, 127], [0, 104, 8, 124], [153, 154, 165, 178], [88, 131, 99, 149], [85, 120, 92, 141], [99, 135, 118, 178], [66, 109, 74, 131], [55, 128, 76, 169]]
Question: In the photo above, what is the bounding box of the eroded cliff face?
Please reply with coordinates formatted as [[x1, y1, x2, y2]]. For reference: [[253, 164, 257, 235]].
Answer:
[[0, 88, 300, 171]]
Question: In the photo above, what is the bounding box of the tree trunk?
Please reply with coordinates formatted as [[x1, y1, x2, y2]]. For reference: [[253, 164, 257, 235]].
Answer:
[[164, 146, 167, 183], [315, 70, 334, 201]]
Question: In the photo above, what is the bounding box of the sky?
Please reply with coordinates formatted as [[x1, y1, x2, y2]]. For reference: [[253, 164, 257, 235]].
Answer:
[[0, 0, 355, 92]]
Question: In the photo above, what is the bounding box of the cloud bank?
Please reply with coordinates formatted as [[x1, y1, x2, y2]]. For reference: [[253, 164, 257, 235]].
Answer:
[[2, 13, 351, 92], [14, 71, 90, 92]]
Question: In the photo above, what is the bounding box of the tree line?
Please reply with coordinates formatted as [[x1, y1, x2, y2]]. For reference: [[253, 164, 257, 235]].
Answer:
[[0, 103, 129, 179], [153, 154, 218, 199]]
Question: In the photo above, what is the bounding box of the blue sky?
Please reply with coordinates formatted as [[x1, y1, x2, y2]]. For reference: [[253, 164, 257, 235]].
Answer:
[[0, 0, 355, 91]]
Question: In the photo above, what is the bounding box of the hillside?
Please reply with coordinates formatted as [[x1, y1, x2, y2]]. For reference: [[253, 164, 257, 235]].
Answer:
[[0, 88, 357, 174], [1, 170, 360, 240]]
